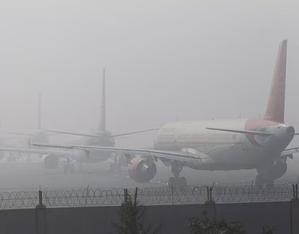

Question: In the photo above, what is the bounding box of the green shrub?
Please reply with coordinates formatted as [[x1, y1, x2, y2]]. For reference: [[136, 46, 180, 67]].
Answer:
[[190, 214, 246, 234], [114, 188, 160, 234]]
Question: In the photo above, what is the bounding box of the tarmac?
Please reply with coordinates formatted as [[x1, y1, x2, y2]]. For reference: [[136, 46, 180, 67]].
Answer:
[[0, 156, 298, 192]]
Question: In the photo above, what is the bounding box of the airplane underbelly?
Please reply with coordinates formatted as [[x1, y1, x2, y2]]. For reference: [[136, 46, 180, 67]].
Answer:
[[80, 150, 112, 163], [158, 141, 266, 170], [209, 146, 261, 168]]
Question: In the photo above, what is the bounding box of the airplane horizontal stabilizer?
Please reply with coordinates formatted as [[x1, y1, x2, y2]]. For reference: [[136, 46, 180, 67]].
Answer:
[[206, 127, 272, 136]]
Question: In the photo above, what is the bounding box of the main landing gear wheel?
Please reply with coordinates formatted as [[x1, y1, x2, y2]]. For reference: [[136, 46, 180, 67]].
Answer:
[[168, 177, 187, 190], [109, 155, 122, 174], [168, 162, 187, 189]]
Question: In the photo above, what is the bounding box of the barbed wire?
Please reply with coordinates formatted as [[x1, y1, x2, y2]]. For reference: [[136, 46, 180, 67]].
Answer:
[[0, 183, 296, 210]]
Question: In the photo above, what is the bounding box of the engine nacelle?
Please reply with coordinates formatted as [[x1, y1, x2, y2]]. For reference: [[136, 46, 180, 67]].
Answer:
[[44, 155, 59, 169], [128, 157, 157, 183]]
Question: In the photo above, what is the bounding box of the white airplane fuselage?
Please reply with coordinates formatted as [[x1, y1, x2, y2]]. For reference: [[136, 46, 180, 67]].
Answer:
[[154, 118, 294, 171]]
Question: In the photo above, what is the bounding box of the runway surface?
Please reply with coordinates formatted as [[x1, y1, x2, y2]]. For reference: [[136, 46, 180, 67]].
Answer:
[[0, 157, 298, 192]]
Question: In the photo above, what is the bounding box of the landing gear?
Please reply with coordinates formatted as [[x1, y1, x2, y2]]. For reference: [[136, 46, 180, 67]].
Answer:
[[109, 155, 122, 174], [255, 159, 287, 188], [168, 163, 187, 189], [63, 158, 75, 174]]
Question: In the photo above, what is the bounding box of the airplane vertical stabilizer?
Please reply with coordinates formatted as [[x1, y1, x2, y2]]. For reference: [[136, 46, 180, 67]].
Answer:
[[38, 93, 42, 129], [99, 68, 106, 132], [264, 40, 287, 123]]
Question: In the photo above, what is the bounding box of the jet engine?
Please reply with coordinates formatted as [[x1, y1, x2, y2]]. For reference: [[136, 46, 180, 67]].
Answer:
[[44, 155, 59, 169], [128, 157, 157, 183]]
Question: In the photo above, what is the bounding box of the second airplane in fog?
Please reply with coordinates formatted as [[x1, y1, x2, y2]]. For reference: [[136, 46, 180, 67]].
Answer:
[[41, 69, 157, 171]]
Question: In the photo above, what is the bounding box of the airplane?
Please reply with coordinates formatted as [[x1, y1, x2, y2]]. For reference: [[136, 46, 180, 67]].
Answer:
[[9, 93, 50, 144], [42, 69, 157, 171], [0, 93, 52, 162], [32, 40, 299, 187], [4, 91, 119, 167], [1, 69, 157, 171]]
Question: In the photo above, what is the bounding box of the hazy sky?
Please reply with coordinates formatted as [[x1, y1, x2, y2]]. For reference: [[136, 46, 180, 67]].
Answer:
[[0, 0, 298, 146]]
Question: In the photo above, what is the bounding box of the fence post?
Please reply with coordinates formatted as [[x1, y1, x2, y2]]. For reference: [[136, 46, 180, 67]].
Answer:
[[203, 186, 216, 221], [35, 190, 47, 234], [124, 189, 128, 203], [205, 186, 215, 205], [293, 184, 298, 200], [36, 190, 46, 209], [85, 186, 90, 206], [171, 185, 174, 205], [290, 184, 299, 234]]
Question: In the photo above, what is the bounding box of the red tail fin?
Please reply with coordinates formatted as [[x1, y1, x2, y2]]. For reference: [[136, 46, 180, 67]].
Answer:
[[264, 40, 287, 123]]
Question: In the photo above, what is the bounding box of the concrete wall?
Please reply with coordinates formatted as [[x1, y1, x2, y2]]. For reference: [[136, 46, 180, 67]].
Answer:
[[0, 201, 298, 234]]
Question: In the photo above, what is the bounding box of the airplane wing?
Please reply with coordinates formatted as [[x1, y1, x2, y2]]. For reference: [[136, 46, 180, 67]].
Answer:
[[44, 128, 159, 138], [32, 143, 209, 163], [0, 146, 69, 156], [44, 130, 101, 138]]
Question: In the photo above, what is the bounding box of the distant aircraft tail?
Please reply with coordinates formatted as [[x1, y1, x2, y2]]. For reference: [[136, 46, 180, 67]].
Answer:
[[38, 93, 42, 129], [264, 40, 287, 123], [99, 68, 106, 132]]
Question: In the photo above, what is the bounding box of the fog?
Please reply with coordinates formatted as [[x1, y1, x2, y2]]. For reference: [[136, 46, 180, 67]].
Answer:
[[0, 0, 298, 189]]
